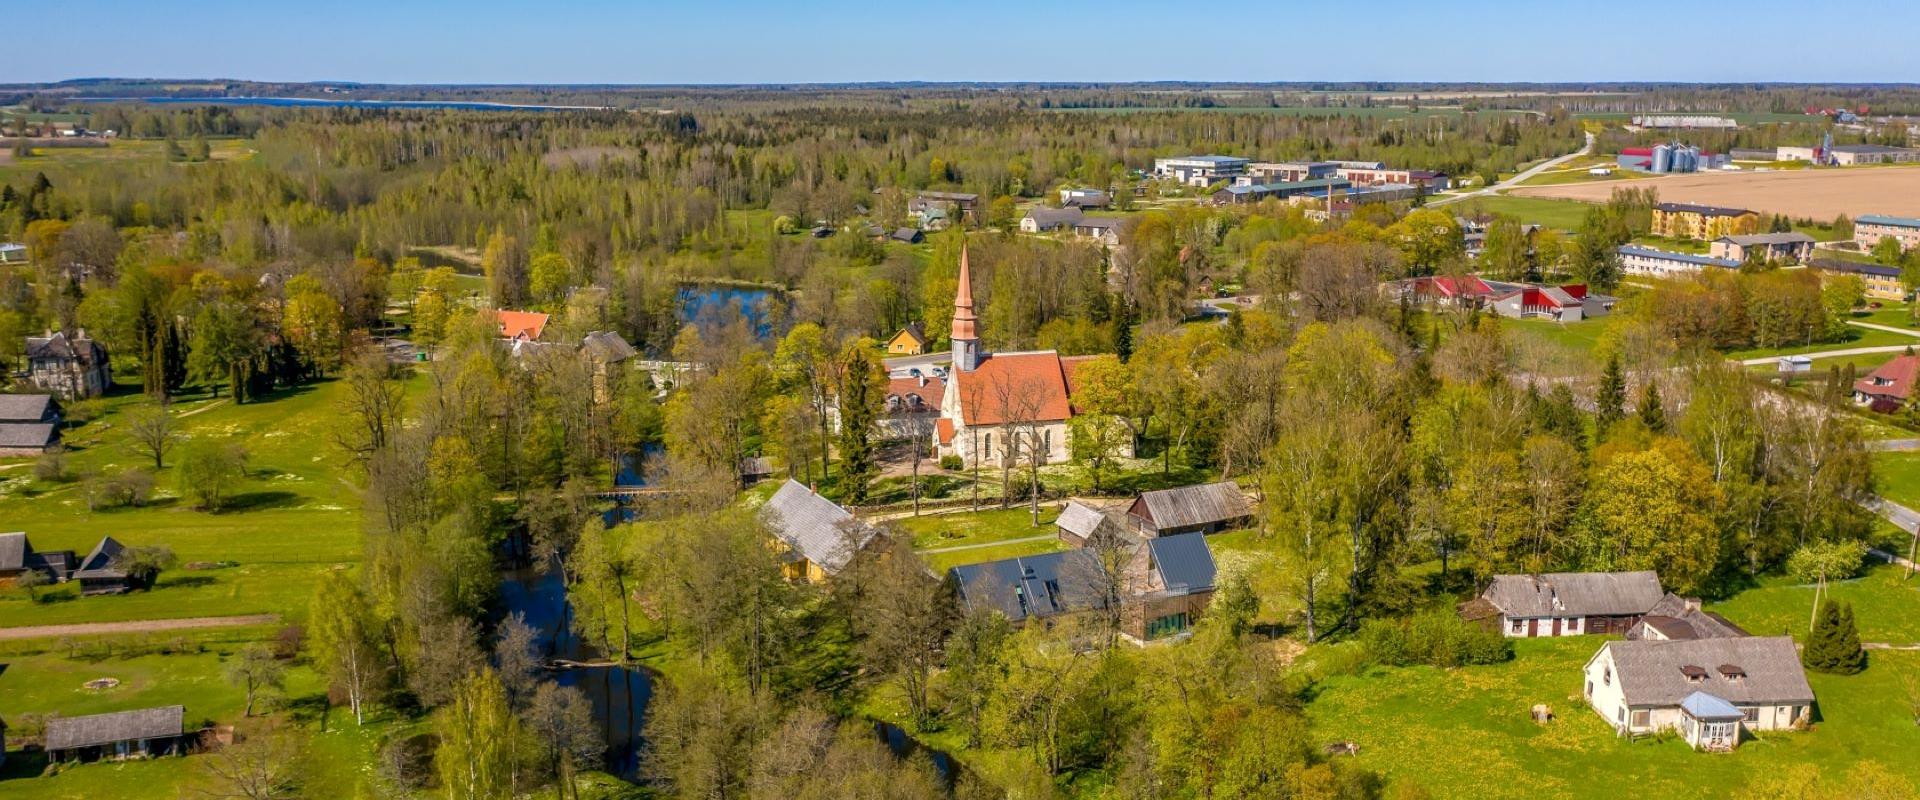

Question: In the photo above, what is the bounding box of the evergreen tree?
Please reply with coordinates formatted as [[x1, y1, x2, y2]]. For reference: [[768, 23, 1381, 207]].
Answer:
[[836, 344, 883, 504], [1594, 354, 1626, 441], [1113, 299, 1134, 363], [1637, 380, 1666, 433], [1803, 599, 1866, 674]]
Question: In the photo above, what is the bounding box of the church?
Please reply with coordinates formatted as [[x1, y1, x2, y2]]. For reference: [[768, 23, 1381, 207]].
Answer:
[[933, 246, 1115, 468]]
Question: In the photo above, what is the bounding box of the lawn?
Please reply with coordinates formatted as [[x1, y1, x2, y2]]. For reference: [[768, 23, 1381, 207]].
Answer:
[[0, 378, 370, 629], [1708, 562, 1920, 645], [1722, 325, 1918, 361], [1873, 451, 1920, 509], [1306, 636, 1920, 799], [1502, 314, 1621, 357], [921, 538, 1066, 574], [1450, 195, 1595, 231], [896, 505, 1061, 550]]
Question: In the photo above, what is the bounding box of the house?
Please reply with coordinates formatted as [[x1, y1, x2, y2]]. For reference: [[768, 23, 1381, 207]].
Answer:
[[934, 246, 1126, 467], [1071, 217, 1128, 246], [1811, 258, 1904, 301], [1059, 188, 1109, 208], [494, 310, 549, 342], [0, 531, 77, 582], [1616, 245, 1743, 279], [1856, 214, 1920, 253], [1126, 481, 1253, 537], [1020, 206, 1084, 234], [883, 373, 945, 437], [1627, 594, 1749, 641], [898, 191, 980, 223], [1393, 275, 1500, 308], [886, 322, 932, 356], [72, 536, 137, 595], [1710, 232, 1816, 264], [1650, 203, 1760, 240], [0, 242, 25, 263], [760, 479, 878, 583], [1153, 156, 1249, 187], [1488, 284, 1615, 322], [581, 330, 638, 403], [1465, 571, 1666, 637], [25, 330, 111, 399], [44, 705, 193, 763], [1583, 637, 1813, 750], [890, 228, 924, 244], [1853, 354, 1918, 411], [949, 531, 1218, 643]]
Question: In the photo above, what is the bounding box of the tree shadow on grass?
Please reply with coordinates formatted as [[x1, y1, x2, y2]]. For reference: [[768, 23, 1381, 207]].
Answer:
[[285, 692, 333, 730], [212, 491, 300, 513]]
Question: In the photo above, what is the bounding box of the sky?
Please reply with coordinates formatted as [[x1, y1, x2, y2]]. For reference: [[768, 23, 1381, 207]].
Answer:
[[8, 0, 1920, 85]]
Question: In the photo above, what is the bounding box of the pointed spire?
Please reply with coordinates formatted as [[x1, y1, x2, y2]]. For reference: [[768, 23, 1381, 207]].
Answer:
[[951, 243, 977, 342]]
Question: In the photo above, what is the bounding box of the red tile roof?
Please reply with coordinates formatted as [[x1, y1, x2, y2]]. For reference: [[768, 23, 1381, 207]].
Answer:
[[936, 418, 955, 445], [1856, 355, 1919, 404], [888, 375, 946, 412], [495, 310, 550, 341], [952, 352, 1074, 425]]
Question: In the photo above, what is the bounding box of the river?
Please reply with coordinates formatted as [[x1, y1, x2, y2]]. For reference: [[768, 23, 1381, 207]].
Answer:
[[497, 564, 653, 779]]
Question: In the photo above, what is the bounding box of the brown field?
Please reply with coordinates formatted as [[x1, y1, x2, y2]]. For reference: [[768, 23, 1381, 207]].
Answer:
[[1509, 166, 1920, 219]]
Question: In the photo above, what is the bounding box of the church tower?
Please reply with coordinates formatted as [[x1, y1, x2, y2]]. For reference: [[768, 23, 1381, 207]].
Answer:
[[951, 244, 982, 372]]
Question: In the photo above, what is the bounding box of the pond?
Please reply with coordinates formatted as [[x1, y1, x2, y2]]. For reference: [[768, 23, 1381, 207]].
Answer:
[[678, 285, 779, 338], [497, 565, 654, 779]]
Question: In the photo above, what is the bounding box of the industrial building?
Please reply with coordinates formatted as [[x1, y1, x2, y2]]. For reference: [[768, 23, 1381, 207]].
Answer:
[[1617, 143, 1728, 173]]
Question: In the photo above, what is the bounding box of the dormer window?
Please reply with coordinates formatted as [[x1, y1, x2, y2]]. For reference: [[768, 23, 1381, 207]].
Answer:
[[1717, 664, 1746, 682], [1680, 665, 1708, 682]]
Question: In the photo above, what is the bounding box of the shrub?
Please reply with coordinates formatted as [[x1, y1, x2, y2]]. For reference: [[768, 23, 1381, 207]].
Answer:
[[100, 468, 155, 508], [939, 455, 964, 471], [1360, 609, 1511, 668], [33, 448, 68, 482]]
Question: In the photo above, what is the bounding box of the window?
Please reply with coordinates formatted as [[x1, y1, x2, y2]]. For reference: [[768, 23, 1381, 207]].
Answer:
[[1585, 680, 1593, 698], [1603, 667, 1612, 686], [1630, 710, 1650, 729], [1510, 619, 1524, 634], [1146, 613, 1190, 640], [1741, 707, 1758, 722]]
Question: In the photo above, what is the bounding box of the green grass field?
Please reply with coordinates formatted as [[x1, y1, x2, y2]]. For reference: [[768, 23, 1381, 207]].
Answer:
[[1872, 451, 1920, 510], [1307, 636, 1920, 800], [1502, 315, 1621, 357], [0, 138, 254, 182], [0, 378, 368, 629], [1708, 562, 1920, 645], [1452, 195, 1595, 230], [1722, 325, 1919, 361], [896, 505, 1060, 550]]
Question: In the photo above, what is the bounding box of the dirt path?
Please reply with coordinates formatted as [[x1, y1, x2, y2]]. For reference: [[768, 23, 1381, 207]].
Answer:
[[0, 614, 278, 641], [915, 534, 1056, 555]]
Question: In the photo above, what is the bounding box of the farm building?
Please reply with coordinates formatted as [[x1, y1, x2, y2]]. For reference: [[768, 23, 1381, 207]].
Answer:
[[1463, 571, 1666, 637], [44, 705, 193, 763], [1056, 500, 1135, 548], [71, 536, 139, 595], [0, 393, 63, 457], [760, 479, 878, 583], [0, 531, 76, 582], [1126, 481, 1253, 537], [1583, 637, 1813, 751], [1627, 594, 1749, 641], [1617, 144, 1729, 174]]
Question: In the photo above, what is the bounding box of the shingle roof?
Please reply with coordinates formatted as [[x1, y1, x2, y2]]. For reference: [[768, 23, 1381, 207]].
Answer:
[[1147, 532, 1216, 594], [1481, 571, 1665, 618], [761, 479, 874, 575], [1639, 593, 1749, 640], [0, 394, 56, 423], [1855, 354, 1920, 402], [0, 532, 27, 572], [0, 422, 59, 450], [25, 331, 106, 366], [1056, 501, 1108, 539], [1132, 481, 1251, 531], [43, 706, 185, 751], [72, 536, 128, 581], [1602, 637, 1813, 707]]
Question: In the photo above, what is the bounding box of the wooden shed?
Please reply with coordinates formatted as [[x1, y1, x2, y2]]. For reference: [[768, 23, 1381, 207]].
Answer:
[[1126, 481, 1253, 537]]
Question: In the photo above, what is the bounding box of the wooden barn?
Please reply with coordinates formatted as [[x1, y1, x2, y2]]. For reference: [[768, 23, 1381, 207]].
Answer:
[[44, 706, 192, 763], [1126, 481, 1253, 537]]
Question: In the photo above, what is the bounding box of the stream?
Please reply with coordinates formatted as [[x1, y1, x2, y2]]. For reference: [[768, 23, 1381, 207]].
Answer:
[[497, 565, 653, 779]]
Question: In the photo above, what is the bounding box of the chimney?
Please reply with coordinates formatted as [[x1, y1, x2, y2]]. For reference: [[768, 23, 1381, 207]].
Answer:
[[1685, 597, 1701, 613], [918, 375, 928, 387]]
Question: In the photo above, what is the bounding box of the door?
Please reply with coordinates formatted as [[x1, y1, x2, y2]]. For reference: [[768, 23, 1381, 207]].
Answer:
[[1527, 619, 1538, 637], [1551, 618, 1562, 636]]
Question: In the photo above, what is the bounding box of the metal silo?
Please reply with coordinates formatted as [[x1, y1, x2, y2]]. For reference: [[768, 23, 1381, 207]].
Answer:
[[1652, 144, 1673, 173]]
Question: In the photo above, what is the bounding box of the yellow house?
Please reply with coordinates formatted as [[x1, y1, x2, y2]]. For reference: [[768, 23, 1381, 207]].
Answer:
[[886, 322, 932, 356], [761, 479, 877, 583], [1651, 202, 1760, 240], [1812, 259, 1906, 301]]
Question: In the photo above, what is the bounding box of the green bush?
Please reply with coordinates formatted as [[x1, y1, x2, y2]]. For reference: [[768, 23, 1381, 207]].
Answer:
[[1360, 609, 1512, 668], [939, 454, 963, 471]]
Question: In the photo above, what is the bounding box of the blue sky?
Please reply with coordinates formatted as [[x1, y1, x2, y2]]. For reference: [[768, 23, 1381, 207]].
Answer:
[[9, 0, 1920, 85]]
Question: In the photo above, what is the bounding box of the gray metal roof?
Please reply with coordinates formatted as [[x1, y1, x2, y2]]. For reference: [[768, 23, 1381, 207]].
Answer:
[[0, 422, 58, 449], [1602, 637, 1813, 707], [1131, 481, 1251, 531], [44, 705, 185, 751], [0, 393, 55, 422], [1680, 691, 1744, 721], [761, 480, 874, 575], [1024, 207, 1085, 228], [1718, 232, 1815, 245], [949, 549, 1108, 624], [1147, 532, 1216, 594], [1056, 501, 1107, 538], [0, 532, 26, 572], [1481, 571, 1664, 618]]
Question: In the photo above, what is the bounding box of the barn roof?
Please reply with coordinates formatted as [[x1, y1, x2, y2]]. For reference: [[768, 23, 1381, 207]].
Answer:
[[761, 479, 874, 575], [1602, 637, 1813, 707], [1146, 532, 1216, 594], [0, 393, 56, 423], [1056, 501, 1108, 539], [1131, 481, 1251, 531], [0, 532, 27, 572], [1480, 571, 1665, 618], [44, 705, 185, 751], [0, 422, 59, 450], [72, 536, 128, 580]]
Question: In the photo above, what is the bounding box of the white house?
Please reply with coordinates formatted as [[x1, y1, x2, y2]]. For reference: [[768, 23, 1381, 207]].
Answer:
[[1466, 571, 1666, 637], [1583, 637, 1813, 750]]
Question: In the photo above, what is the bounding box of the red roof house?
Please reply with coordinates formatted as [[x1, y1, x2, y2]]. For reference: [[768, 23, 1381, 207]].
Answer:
[[1855, 355, 1919, 411], [495, 310, 550, 341]]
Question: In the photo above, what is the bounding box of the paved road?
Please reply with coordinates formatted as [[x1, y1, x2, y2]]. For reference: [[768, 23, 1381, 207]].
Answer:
[[1430, 132, 1595, 207], [1866, 438, 1920, 452], [0, 614, 279, 641], [1846, 319, 1920, 338], [1738, 345, 1917, 366], [883, 352, 949, 377]]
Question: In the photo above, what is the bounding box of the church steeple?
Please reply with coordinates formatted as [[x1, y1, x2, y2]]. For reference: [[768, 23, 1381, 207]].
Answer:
[[951, 244, 981, 372]]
